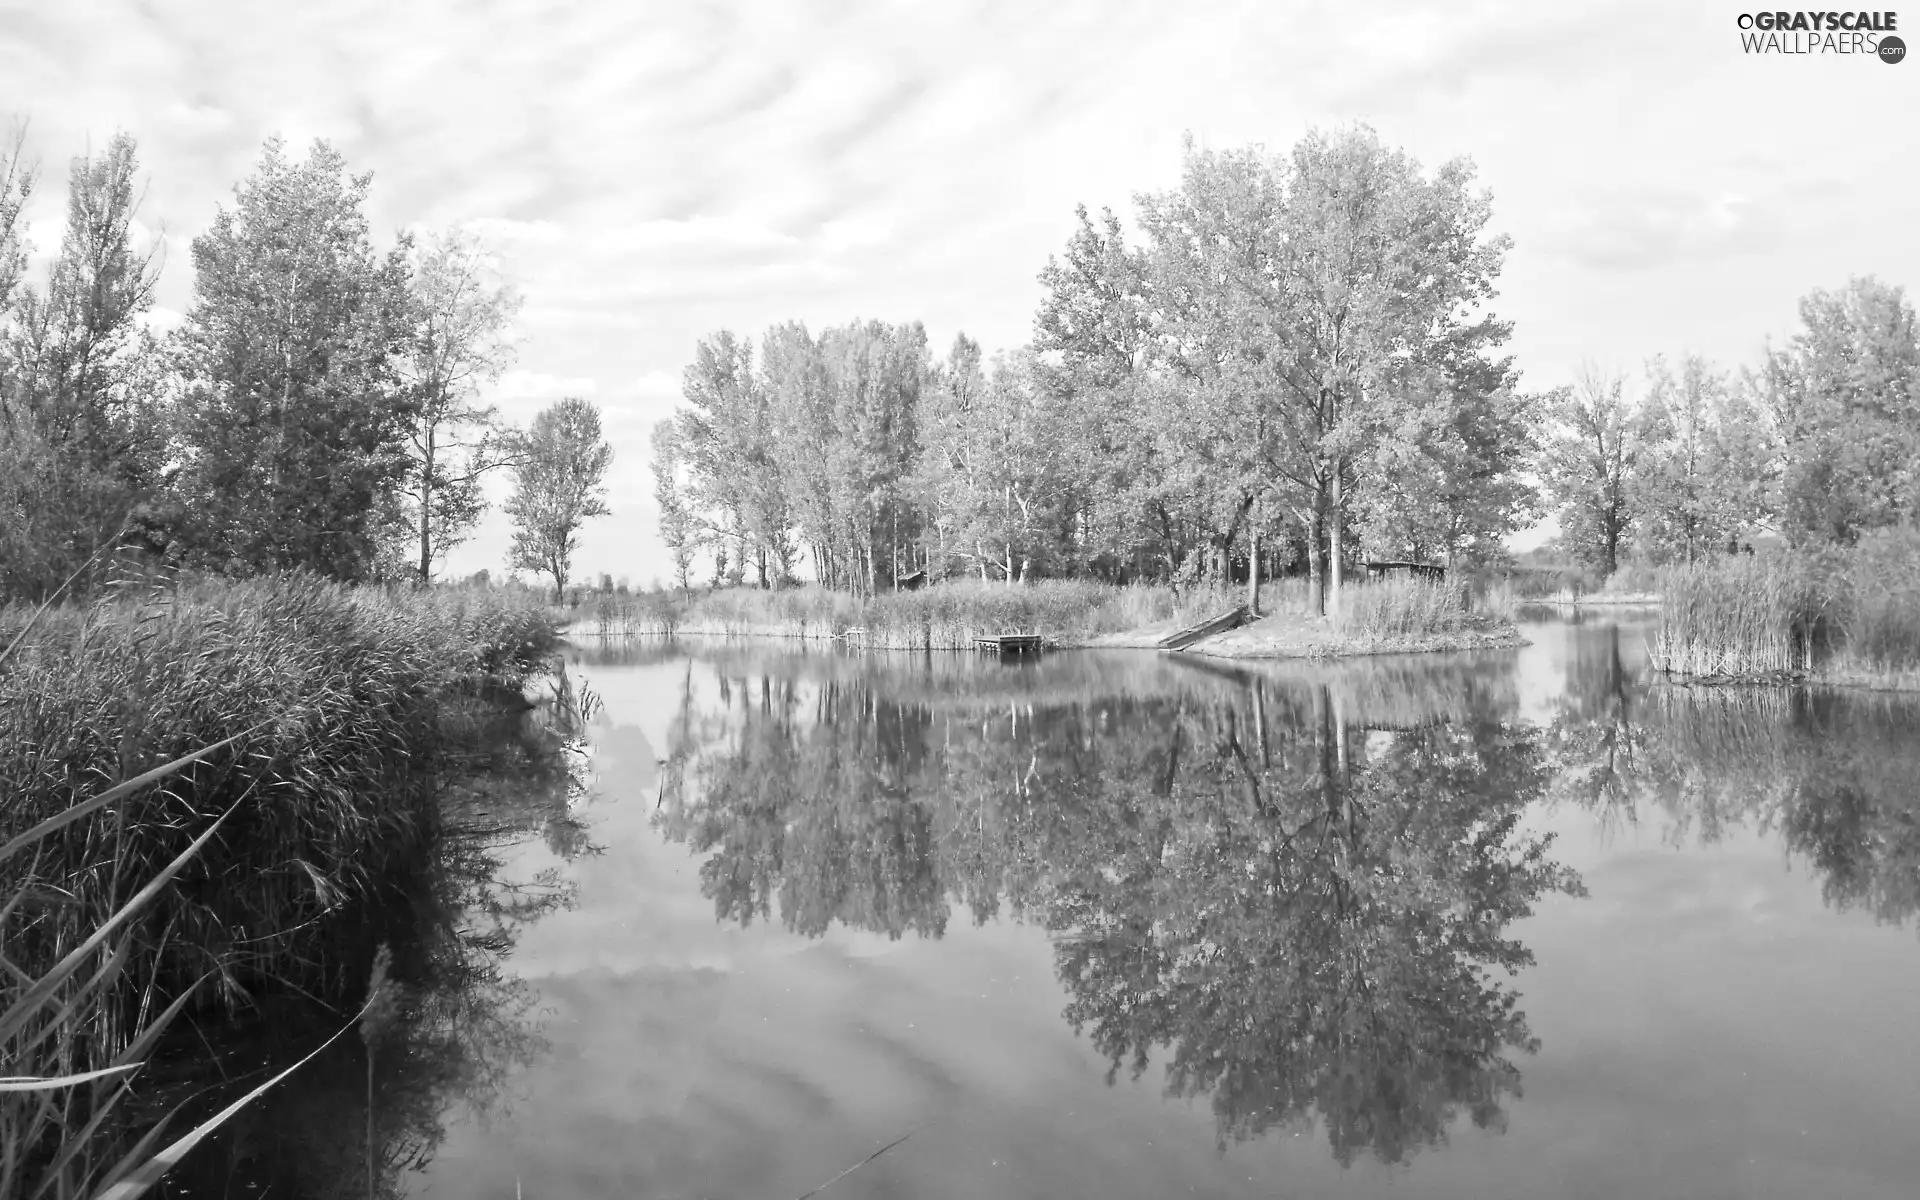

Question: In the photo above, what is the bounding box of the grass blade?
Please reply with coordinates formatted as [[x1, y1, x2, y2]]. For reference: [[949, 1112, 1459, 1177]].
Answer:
[[92, 1009, 365, 1200], [0, 1065, 143, 1092], [0, 794, 245, 1046]]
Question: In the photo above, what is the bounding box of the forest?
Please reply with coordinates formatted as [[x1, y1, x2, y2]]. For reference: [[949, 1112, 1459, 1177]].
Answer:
[[653, 127, 1920, 613]]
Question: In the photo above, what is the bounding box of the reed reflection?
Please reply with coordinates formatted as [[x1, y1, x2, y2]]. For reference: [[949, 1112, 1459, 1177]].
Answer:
[[655, 651, 1582, 1165], [1546, 623, 1920, 925], [159, 668, 598, 1197]]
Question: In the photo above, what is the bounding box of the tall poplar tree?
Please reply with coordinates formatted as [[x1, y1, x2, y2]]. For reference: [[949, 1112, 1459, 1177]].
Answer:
[[173, 137, 415, 581], [0, 131, 169, 599]]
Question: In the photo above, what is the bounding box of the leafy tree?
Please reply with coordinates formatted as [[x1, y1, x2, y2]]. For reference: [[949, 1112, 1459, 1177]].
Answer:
[[0, 131, 169, 600], [0, 120, 30, 312], [1632, 354, 1768, 563], [1762, 277, 1920, 546], [649, 419, 698, 596], [1032, 206, 1163, 580], [1134, 145, 1289, 591], [668, 330, 793, 587], [1273, 127, 1516, 612], [504, 396, 611, 600], [172, 136, 415, 581], [1539, 368, 1638, 576], [400, 227, 521, 583], [916, 342, 1068, 582]]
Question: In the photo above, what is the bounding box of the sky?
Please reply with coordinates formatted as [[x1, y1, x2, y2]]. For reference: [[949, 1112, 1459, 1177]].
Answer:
[[3, 0, 1915, 586]]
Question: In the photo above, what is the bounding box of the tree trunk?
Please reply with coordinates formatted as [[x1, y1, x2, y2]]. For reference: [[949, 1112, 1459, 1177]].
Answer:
[[1304, 489, 1328, 617], [417, 421, 435, 584], [1328, 466, 1345, 620], [1246, 512, 1261, 616]]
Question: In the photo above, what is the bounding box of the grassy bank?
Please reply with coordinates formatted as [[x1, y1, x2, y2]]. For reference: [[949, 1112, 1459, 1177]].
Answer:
[[1649, 531, 1920, 688], [0, 575, 560, 1195], [583, 579, 1241, 648], [1190, 576, 1523, 659], [583, 575, 1520, 659]]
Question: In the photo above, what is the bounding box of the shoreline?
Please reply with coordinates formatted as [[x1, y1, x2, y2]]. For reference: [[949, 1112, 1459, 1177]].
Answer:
[[566, 618, 1530, 660], [1655, 668, 1920, 694], [1519, 593, 1662, 608]]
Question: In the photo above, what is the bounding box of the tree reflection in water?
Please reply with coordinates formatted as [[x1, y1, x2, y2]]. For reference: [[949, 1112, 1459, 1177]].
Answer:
[[655, 652, 1584, 1165], [1546, 626, 1920, 927]]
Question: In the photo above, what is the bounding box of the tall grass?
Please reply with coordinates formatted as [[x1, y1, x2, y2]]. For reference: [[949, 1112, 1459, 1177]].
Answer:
[[1650, 530, 1920, 684], [1331, 577, 1508, 643], [589, 580, 1241, 647], [0, 574, 560, 1196]]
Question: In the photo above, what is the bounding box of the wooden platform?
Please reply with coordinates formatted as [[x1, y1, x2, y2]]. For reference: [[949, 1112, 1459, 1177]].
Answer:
[[975, 634, 1044, 655], [1364, 560, 1446, 582], [1158, 605, 1252, 651]]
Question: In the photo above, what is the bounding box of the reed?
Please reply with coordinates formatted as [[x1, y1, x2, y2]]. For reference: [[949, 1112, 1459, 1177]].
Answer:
[[0, 573, 560, 1196], [1649, 531, 1920, 685], [1331, 577, 1487, 642]]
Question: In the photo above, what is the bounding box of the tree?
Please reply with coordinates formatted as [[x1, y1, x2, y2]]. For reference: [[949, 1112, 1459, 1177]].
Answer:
[[0, 120, 30, 313], [1631, 354, 1768, 563], [649, 419, 698, 596], [1033, 206, 1162, 580], [172, 136, 415, 581], [400, 227, 521, 583], [505, 396, 611, 600], [0, 131, 169, 600], [1272, 127, 1516, 614], [1539, 368, 1638, 577], [916, 344, 1068, 583], [1134, 145, 1290, 594], [1762, 277, 1920, 546]]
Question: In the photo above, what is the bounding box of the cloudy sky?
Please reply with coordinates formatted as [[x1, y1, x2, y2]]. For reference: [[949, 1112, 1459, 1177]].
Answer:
[[3, 0, 1914, 585]]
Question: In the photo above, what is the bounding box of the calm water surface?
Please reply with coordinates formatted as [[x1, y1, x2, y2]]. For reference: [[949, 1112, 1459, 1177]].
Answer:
[[327, 618, 1920, 1197]]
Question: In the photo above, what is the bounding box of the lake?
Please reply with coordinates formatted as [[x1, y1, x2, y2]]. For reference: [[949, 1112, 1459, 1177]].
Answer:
[[173, 616, 1920, 1198]]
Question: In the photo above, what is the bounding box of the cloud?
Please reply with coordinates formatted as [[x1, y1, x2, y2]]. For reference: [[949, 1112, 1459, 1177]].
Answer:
[[1548, 189, 1774, 270], [6, 0, 1918, 588]]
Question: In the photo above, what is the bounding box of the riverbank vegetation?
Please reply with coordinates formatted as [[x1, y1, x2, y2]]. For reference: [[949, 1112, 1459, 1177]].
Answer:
[[581, 573, 1515, 657], [585, 578, 1232, 645], [0, 578, 560, 1195], [647, 126, 1918, 671], [1648, 531, 1920, 688]]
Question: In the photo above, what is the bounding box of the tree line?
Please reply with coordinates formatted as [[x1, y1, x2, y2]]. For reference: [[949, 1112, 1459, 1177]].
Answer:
[[655, 126, 1919, 606], [0, 123, 612, 603], [1540, 278, 1919, 576]]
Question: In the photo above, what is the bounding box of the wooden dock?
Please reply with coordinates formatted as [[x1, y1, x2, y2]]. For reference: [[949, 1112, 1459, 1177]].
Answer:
[[1158, 605, 1252, 651], [975, 634, 1044, 655]]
